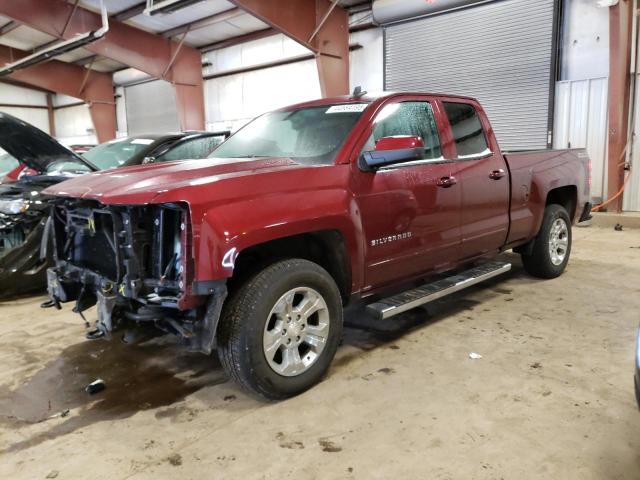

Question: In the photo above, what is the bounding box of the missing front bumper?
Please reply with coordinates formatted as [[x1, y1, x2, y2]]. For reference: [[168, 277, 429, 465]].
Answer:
[[47, 267, 227, 355]]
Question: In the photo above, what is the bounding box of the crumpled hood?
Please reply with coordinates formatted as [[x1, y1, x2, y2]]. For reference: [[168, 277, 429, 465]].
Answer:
[[43, 156, 308, 204], [0, 112, 94, 173]]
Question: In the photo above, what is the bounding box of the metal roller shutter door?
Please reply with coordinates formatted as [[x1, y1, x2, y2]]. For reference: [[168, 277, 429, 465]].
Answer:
[[384, 0, 557, 151], [125, 80, 180, 136]]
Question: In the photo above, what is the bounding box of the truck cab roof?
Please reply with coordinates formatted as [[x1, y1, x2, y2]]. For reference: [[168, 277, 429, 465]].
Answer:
[[280, 91, 480, 111]]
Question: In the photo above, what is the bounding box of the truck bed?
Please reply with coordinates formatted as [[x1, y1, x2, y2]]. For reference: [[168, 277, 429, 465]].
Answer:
[[503, 148, 590, 247]]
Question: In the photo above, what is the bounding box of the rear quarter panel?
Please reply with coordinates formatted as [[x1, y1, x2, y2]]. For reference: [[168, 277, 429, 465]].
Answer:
[[505, 148, 590, 246]]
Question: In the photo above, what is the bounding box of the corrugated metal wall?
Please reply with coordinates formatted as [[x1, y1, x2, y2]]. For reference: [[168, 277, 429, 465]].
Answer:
[[554, 77, 608, 201], [384, 0, 556, 151], [125, 80, 180, 136], [373, 0, 488, 24]]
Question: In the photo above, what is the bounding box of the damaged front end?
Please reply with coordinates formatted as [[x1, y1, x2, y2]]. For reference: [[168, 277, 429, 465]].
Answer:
[[0, 191, 50, 298], [47, 200, 226, 354]]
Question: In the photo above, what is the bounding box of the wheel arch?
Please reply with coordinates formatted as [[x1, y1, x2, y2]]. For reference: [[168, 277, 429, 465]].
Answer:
[[546, 185, 577, 221], [229, 229, 353, 303]]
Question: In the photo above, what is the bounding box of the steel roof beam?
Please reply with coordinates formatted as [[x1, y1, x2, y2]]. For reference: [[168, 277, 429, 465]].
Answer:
[[0, 45, 116, 142], [0, 0, 205, 130], [229, 0, 349, 97], [0, 20, 18, 36]]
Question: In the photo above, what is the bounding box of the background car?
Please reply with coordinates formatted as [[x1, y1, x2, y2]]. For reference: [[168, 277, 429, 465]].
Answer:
[[69, 144, 96, 154], [81, 131, 230, 171], [0, 113, 229, 299], [0, 150, 19, 178]]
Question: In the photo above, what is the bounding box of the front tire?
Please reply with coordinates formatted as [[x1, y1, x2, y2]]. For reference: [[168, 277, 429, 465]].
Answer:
[[521, 204, 572, 279], [217, 259, 343, 400]]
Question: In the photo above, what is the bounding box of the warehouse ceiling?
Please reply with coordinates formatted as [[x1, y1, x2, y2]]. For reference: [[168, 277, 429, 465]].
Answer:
[[0, 0, 370, 74]]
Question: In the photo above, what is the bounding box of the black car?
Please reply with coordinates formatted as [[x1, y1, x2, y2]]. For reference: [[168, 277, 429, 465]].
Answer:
[[0, 113, 229, 298], [80, 131, 229, 170]]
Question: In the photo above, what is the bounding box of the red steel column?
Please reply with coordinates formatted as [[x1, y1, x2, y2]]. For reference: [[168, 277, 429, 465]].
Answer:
[[229, 0, 349, 97], [0, 45, 116, 142], [0, 0, 205, 131], [46, 93, 56, 137], [315, 2, 349, 97], [607, 0, 634, 212]]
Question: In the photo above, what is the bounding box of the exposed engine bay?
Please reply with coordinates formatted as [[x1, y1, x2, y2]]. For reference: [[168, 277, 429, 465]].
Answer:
[[47, 200, 226, 354]]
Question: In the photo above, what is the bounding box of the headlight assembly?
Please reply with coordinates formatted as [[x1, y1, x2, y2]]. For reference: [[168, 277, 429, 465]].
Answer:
[[0, 199, 29, 215]]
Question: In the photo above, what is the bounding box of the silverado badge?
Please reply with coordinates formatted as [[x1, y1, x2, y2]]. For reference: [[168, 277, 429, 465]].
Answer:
[[370, 232, 413, 247]]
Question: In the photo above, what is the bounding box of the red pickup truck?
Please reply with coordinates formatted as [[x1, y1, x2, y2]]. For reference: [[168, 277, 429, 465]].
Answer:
[[44, 92, 591, 399]]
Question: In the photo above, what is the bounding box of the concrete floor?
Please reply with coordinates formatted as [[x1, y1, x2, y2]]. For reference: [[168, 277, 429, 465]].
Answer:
[[1, 226, 639, 479]]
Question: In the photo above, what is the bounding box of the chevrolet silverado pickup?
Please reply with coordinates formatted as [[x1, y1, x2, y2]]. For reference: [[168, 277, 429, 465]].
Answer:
[[44, 92, 591, 399]]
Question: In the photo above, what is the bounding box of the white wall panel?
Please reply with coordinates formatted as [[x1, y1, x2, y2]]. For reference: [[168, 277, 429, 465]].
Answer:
[[553, 77, 608, 200], [560, 0, 609, 81], [0, 107, 50, 134], [203, 26, 382, 132], [202, 33, 309, 76], [0, 83, 47, 106], [115, 86, 128, 138], [205, 59, 321, 132], [54, 104, 97, 146], [125, 80, 180, 135], [53, 94, 82, 107], [350, 28, 383, 93], [623, 73, 640, 211]]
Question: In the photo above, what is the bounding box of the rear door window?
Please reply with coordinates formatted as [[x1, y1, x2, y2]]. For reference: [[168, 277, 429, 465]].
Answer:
[[443, 102, 489, 158]]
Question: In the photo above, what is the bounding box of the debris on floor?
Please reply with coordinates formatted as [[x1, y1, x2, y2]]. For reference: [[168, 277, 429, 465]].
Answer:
[[469, 352, 483, 359], [85, 379, 106, 395], [614, 223, 624, 231], [52, 409, 70, 419], [318, 438, 343, 453]]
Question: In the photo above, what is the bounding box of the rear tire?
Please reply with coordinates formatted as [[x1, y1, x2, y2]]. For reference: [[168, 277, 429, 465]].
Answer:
[[521, 204, 572, 279], [217, 259, 343, 400]]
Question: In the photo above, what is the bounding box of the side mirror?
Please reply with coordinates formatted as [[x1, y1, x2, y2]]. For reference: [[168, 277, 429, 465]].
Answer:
[[358, 136, 424, 172]]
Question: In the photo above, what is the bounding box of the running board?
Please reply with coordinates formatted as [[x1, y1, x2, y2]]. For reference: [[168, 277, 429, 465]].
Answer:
[[367, 261, 512, 320]]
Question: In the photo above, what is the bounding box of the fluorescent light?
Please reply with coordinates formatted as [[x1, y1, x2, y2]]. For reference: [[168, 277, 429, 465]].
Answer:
[[143, 0, 204, 16], [0, 2, 109, 77]]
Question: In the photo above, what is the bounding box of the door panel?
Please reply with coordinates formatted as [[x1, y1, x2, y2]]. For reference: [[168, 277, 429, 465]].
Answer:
[[356, 161, 461, 288], [458, 154, 510, 258], [441, 101, 509, 258]]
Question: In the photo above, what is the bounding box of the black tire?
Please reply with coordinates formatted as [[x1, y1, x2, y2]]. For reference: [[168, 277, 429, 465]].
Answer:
[[217, 258, 343, 400], [521, 204, 572, 279]]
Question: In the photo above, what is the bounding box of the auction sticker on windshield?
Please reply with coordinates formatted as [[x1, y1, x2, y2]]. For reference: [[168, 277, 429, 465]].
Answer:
[[326, 104, 368, 114]]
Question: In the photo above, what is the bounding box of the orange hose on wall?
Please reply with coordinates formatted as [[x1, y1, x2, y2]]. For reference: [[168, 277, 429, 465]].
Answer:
[[592, 142, 631, 212]]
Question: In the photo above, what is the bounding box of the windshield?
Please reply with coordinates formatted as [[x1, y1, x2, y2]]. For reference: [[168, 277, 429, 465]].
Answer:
[[211, 104, 369, 165], [0, 150, 19, 176], [82, 137, 156, 170]]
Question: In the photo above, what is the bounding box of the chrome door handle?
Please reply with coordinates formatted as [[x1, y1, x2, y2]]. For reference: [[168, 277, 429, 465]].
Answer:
[[489, 169, 506, 180], [436, 176, 457, 188]]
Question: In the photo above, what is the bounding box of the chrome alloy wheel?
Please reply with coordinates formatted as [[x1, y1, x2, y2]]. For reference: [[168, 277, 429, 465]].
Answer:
[[263, 287, 330, 377], [549, 218, 569, 266]]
